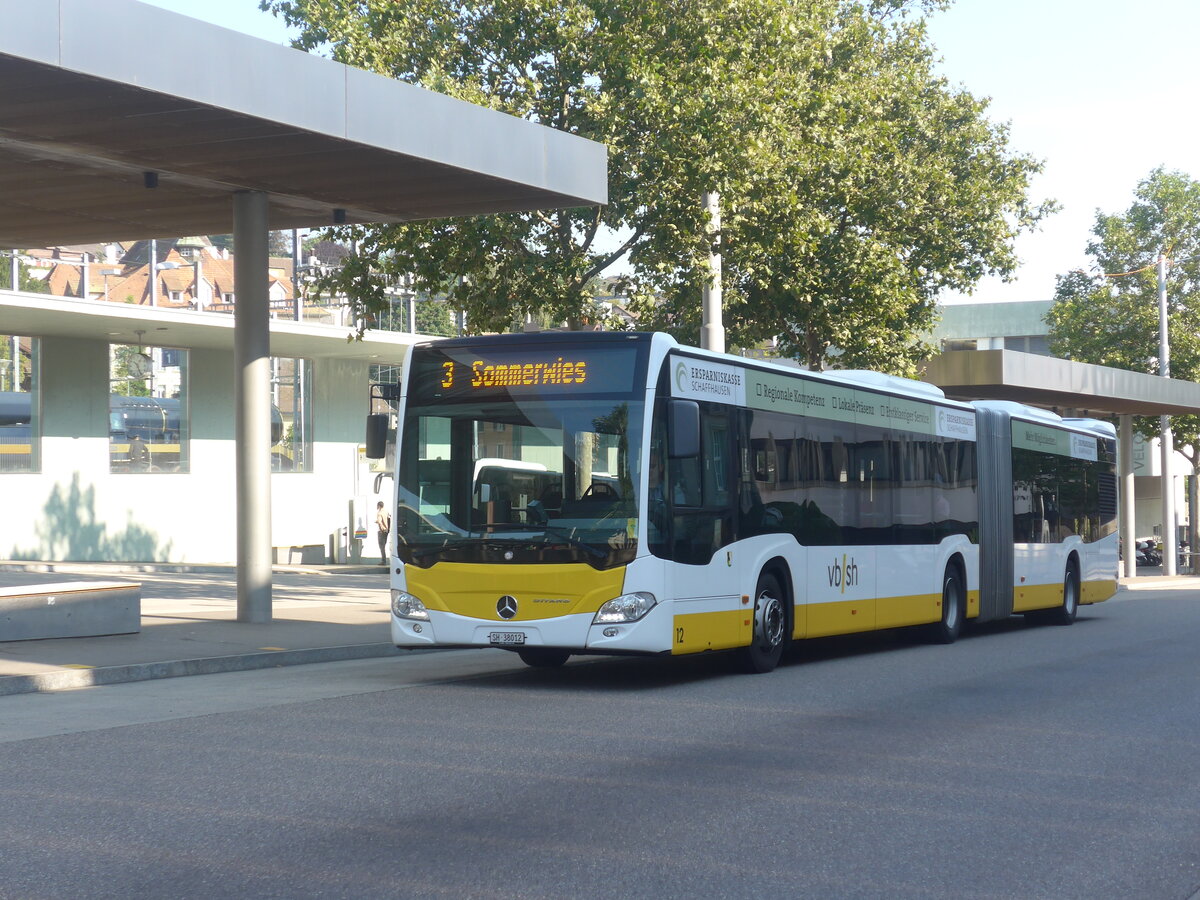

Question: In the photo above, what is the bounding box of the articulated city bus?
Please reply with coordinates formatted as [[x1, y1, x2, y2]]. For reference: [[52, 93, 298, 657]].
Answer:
[[369, 332, 1117, 673]]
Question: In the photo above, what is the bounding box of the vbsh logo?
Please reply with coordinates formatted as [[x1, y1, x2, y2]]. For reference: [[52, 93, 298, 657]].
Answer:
[[827, 554, 859, 593]]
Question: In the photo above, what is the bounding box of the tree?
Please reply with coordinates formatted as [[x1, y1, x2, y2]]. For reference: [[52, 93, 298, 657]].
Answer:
[[1, 253, 50, 294], [662, 8, 1051, 374], [415, 299, 456, 336], [264, 0, 1047, 374], [1046, 167, 1200, 462]]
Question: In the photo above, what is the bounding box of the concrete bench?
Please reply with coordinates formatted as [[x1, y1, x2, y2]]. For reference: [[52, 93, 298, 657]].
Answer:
[[0, 581, 141, 641]]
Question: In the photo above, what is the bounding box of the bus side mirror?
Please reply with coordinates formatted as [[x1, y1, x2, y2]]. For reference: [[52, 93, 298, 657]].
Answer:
[[667, 399, 700, 459], [365, 413, 388, 459]]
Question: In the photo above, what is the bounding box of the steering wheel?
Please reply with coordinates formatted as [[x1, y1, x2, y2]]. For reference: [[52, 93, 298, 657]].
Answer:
[[582, 482, 619, 500]]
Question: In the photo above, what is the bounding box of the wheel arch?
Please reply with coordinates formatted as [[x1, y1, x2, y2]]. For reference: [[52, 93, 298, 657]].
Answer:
[[759, 556, 794, 632], [946, 551, 967, 595], [1066, 549, 1081, 576]]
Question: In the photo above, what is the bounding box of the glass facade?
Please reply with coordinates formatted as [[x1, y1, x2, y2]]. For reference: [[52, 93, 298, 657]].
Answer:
[[272, 356, 312, 472], [0, 334, 38, 473], [109, 343, 189, 473]]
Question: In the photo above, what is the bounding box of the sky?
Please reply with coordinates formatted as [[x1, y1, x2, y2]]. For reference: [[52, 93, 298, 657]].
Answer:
[[141, 0, 1200, 306]]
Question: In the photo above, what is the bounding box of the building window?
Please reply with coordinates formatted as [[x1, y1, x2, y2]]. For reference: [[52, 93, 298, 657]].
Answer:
[[0, 334, 38, 473], [942, 339, 978, 352], [272, 356, 312, 472], [109, 343, 189, 473]]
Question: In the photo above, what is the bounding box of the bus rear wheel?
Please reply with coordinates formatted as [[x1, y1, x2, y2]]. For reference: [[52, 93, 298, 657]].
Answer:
[[1047, 562, 1080, 626], [926, 564, 964, 644], [518, 648, 571, 668], [739, 572, 787, 674]]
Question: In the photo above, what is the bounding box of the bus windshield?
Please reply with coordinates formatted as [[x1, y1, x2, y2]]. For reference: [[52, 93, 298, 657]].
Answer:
[[395, 395, 644, 569]]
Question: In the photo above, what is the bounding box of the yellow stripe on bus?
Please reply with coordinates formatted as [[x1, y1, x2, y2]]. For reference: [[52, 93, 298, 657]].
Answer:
[[678, 586, 987, 653], [1082, 579, 1116, 605], [671, 609, 751, 654], [1015, 577, 1116, 612], [1012, 582, 1062, 612]]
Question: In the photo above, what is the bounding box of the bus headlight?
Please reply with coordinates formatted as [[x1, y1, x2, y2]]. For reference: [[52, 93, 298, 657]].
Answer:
[[391, 590, 430, 621], [593, 592, 656, 624]]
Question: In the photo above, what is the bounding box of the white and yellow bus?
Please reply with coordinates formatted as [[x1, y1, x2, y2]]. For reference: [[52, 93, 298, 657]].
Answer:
[[370, 332, 1117, 673]]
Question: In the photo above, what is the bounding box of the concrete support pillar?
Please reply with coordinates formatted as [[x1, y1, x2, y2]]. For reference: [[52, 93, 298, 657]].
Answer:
[[233, 190, 272, 622], [1119, 415, 1136, 578]]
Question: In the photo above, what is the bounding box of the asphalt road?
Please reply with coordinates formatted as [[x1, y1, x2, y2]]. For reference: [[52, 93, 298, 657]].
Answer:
[[2, 587, 1199, 899]]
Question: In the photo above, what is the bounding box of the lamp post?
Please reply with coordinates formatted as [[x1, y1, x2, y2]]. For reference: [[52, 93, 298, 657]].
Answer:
[[148, 239, 158, 307], [101, 267, 121, 302], [700, 190, 724, 353], [1157, 254, 1178, 575]]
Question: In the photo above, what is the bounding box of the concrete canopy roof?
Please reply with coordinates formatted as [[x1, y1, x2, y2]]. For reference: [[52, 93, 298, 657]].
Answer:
[[923, 349, 1200, 418], [0, 291, 420, 362], [0, 0, 607, 248]]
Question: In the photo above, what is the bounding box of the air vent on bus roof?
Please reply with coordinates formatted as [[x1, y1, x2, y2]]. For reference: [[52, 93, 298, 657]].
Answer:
[[1063, 418, 1117, 438], [828, 370, 946, 399], [972, 400, 1063, 424]]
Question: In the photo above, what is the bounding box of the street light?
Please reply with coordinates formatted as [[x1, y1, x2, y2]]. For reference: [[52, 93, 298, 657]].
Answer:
[[101, 268, 121, 302]]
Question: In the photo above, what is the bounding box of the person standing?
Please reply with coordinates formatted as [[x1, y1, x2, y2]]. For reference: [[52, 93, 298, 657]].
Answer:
[[127, 432, 149, 472], [375, 501, 391, 565]]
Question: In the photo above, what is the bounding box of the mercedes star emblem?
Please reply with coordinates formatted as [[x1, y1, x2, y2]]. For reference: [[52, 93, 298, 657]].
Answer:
[[497, 595, 518, 619]]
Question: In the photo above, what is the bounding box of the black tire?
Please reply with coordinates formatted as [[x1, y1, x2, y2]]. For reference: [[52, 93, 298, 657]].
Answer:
[[926, 564, 964, 644], [1047, 562, 1080, 626], [739, 572, 788, 674], [517, 647, 571, 668]]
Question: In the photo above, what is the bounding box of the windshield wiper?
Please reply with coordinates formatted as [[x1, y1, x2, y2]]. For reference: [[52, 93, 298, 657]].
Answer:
[[409, 537, 477, 561], [540, 525, 607, 559], [408, 525, 607, 561], [476, 523, 541, 534]]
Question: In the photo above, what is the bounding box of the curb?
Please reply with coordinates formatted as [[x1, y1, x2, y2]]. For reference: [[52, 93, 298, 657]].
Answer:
[[0, 562, 388, 576], [0, 642, 403, 697]]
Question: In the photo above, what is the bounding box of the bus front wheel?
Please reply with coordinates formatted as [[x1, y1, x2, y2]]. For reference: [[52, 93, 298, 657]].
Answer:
[[926, 565, 964, 644], [739, 572, 787, 674]]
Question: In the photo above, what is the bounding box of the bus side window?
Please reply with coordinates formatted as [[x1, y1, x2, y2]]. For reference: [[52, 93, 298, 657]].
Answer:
[[670, 406, 733, 564]]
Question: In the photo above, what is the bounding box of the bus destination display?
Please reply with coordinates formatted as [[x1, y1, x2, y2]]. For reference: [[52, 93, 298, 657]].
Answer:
[[410, 344, 642, 403]]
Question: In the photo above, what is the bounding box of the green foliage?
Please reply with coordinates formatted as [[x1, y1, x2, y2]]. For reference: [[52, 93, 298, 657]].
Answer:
[[0, 336, 33, 392], [269, 231, 296, 258], [1, 254, 50, 293], [416, 300, 456, 336], [263, 0, 1046, 374], [1046, 167, 1200, 456]]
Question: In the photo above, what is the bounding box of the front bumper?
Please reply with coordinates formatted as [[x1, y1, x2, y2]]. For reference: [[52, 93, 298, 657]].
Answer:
[[391, 604, 670, 654]]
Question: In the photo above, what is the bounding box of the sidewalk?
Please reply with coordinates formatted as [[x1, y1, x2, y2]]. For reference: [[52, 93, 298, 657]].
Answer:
[[0, 561, 403, 697]]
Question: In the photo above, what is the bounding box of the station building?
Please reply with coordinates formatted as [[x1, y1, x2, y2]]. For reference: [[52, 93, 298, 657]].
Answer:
[[1, 287, 417, 564], [931, 300, 1195, 547], [1, 0, 606, 612]]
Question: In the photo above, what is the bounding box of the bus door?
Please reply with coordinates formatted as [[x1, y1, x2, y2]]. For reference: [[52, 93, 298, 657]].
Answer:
[[660, 402, 741, 609]]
